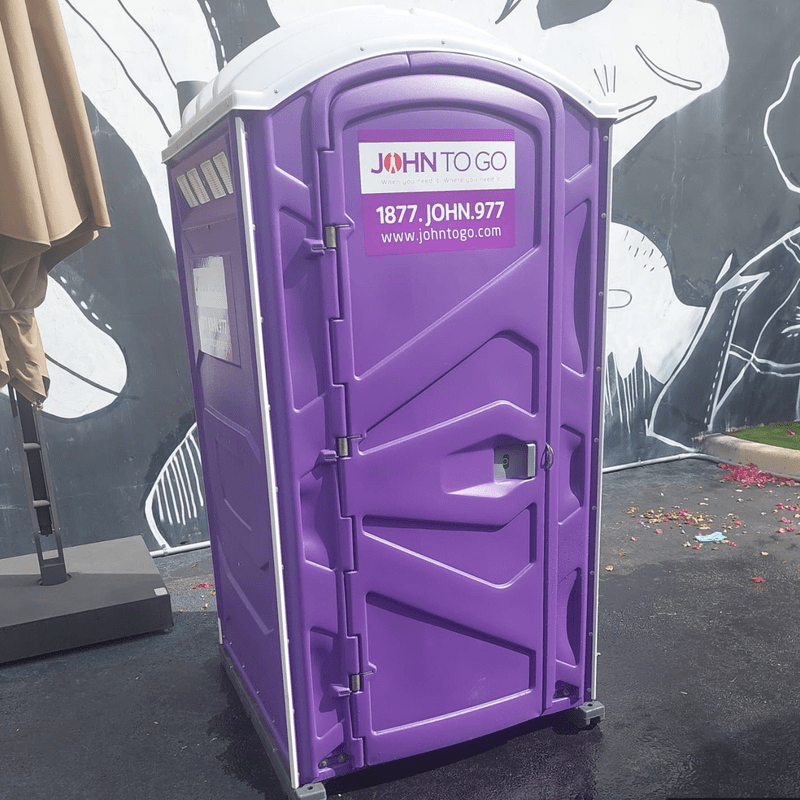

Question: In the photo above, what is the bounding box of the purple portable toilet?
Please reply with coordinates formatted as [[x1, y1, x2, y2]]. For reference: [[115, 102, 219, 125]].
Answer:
[[163, 7, 614, 798]]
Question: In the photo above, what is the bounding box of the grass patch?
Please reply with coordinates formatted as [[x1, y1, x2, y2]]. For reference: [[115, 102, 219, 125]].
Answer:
[[732, 421, 800, 451]]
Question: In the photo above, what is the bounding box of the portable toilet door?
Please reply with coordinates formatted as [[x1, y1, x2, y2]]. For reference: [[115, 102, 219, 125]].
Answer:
[[164, 7, 613, 798], [317, 56, 594, 767]]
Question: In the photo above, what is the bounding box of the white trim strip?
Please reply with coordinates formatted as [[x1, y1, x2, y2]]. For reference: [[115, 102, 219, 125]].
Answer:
[[592, 122, 613, 701], [235, 116, 300, 788]]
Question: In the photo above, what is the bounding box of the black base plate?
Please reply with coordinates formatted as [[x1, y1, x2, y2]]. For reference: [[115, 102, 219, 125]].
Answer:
[[0, 536, 173, 664]]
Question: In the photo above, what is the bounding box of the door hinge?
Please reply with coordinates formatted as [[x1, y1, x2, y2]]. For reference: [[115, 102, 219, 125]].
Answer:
[[317, 434, 362, 464], [336, 434, 362, 458], [324, 223, 349, 249], [348, 670, 374, 694], [330, 669, 373, 696]]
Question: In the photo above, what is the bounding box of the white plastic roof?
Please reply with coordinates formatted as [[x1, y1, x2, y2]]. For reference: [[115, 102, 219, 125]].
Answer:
[[163, 5, 617, 161]]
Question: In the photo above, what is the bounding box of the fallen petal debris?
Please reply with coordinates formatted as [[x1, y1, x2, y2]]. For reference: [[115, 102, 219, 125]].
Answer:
[[719, 463, 796, 488]]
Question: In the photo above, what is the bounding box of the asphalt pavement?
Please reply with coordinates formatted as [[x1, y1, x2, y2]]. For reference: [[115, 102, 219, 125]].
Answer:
[[3, 456, 800, 800]]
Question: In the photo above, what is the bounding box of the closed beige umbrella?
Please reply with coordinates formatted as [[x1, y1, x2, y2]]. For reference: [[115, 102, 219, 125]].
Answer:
[[0, 0, 109, 405]]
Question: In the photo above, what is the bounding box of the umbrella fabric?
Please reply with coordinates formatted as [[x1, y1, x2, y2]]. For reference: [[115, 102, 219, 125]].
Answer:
[[0, 0, 109, 405]]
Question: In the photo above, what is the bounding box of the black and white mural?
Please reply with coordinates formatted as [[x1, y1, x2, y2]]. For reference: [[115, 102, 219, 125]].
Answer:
[[2, 0, 798, 557]]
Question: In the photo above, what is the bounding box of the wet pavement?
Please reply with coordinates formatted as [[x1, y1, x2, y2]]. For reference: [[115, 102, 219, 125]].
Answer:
[[3, 458, 800, 799]]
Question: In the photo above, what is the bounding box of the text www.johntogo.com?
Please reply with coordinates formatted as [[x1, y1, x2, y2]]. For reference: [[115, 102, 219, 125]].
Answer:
[[380, 225, 504, 245]]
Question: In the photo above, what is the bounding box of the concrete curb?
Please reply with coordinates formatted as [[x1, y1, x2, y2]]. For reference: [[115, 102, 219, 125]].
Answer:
[[702, 434, 800, 481]]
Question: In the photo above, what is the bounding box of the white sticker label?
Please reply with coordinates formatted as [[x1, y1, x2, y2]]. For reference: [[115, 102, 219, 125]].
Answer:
[[359, 140, 515, 195], [193, 256, 233, 362]]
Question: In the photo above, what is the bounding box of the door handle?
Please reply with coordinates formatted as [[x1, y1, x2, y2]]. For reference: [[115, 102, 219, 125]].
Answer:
[[494, 441, 539, 480], [525, 442, 537, 479]]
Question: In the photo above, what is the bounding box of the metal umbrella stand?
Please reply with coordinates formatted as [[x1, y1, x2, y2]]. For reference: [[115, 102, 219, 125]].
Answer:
[[0, 0, 173, 663], [9, 385, 67, 587]]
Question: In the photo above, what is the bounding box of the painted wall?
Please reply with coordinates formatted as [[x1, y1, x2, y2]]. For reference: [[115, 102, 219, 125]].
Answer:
[[2, 0, 798, 557]]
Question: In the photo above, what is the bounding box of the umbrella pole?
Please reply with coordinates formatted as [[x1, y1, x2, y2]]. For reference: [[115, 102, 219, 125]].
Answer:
[[8, 386, 69, 586]]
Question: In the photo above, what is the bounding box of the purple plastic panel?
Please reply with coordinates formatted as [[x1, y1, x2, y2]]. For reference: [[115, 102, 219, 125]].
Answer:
[[245, 91, 360, 785], [168, 49, 609, 789], [546, 96, 610, 714], [167, 125, 291, 765]]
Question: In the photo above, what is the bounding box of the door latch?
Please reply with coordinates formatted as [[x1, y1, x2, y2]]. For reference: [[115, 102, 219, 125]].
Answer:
[[494, 441, 539, 479], [543, 443, 554, 470], [525, 442, 537, 479]]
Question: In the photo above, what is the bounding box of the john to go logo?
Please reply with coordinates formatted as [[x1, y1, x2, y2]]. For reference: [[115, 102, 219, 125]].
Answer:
[[370, 148, 509, 175]]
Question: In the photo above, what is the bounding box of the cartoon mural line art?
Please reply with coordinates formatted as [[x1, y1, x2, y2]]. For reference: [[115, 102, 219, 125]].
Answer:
[[0, 273, 127, 420], [5, 0, 799, 559], [603, 224, 705, 445], [646, 38, 800, 453], [765, 53, 800, 196], [270, 0, 729, 166], [648, 227, 800, 451], [34, 277, 127, 419], [144, 423, 205, 552]]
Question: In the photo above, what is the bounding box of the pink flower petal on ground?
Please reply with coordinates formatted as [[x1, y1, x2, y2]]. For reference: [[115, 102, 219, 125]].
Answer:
[[655, 528, 663, 534], [727, 541, 737, 546], [193, 581, 214, 589], [631, 537, 637, 541], [789, 431, 795, 436], [692, 545, 701, 550], [719, 463, 797, 487], [751, 577, 765, 583], [781, 517, 791, 523]]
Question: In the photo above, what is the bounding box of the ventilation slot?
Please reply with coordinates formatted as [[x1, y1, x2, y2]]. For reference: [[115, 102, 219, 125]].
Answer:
[[200, 159, 227, 199], [176, 173, 199, 207], [186, 167, 210, 204], [212, 151, 234, 193]]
